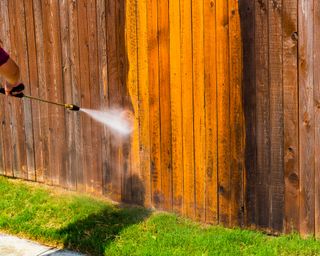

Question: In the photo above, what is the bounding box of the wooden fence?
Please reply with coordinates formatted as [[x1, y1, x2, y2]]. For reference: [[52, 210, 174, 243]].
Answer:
[[4, 0, 319, 236], [241, 0, 320, 235], [0, 0, 245, 226]]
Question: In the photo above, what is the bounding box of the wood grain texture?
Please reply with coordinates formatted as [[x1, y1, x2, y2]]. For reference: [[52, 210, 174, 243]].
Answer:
[[192, 0, 206, 222], [229, 0, 245, 227], [181, 0, 195, 219], [158, 0, 172, 211], [255, 0, 270, 228], [68, 0, 82, 190], [315, 0, 320, 238], [298, 0, 315, 236], [204, 0, 218, 224], [216, 0, 231, 225], [25, 0, 40, 182], [0, 0, 13, 178], [137, 0, 151, 207], [239, 0, 256, 227], [8, 0, 28, 180], [170, 0, 183, 214], [283, 0, 299, 233], [268, 0, 284, 231], [33, 0, 50, 183], [147, 0, 162, 209]]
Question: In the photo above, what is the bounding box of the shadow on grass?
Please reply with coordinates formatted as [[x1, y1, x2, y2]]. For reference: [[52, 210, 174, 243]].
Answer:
[[54, 206, 150, 256]]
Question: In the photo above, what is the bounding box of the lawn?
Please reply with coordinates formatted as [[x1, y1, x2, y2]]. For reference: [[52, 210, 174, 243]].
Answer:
[[0, 176, 320, 256]]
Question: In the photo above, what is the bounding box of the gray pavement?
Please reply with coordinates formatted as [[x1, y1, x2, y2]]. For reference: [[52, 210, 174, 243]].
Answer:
[[0, 233, 85, 256]]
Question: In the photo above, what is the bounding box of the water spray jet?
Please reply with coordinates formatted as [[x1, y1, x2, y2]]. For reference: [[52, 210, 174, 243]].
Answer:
[[0, 84, 133, 135]]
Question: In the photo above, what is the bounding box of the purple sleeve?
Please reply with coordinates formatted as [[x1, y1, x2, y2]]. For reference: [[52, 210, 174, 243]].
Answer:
[[0, 47, 9, 66]]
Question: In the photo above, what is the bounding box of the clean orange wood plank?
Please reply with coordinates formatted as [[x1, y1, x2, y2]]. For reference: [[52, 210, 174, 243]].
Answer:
[[137, 0, 151, 207], [192, 0, 205, 221], [229, 0, 245, 227], [204, 0, 218, 224], [268, 0, 284, 231], [158, 0, 172, 211], [298, 0, 315, 236], [126, 0, 141, 205], [169, 0, 183, 214], [0, 0, 13, 177], [255, 0, 270, 228], [180, 0, 195, 219], [314, 0, 320, 238], [216, 0, 231, 225], [147, 0, 162, 209], [33, 0, 50, 183], [282, 0, 299, 233]]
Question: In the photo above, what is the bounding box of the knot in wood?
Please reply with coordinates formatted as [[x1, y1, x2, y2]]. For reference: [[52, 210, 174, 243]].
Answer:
[[288, 173, 299, 188], [291, 32, 298, 41], [257, 0, 267, 12]]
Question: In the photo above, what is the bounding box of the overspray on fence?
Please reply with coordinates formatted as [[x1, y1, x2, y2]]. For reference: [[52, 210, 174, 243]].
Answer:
[[80, 108, 133, 136]]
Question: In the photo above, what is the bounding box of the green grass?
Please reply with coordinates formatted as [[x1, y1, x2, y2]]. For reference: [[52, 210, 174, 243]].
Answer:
[[1, 176, 320, 256]]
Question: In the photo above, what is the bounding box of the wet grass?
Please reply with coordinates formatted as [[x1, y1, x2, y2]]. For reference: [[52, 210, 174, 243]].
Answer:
[[1, 176, 320, 255]]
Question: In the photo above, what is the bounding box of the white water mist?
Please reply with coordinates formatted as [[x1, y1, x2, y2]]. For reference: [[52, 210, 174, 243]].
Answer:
[[80, 108, 133, 136]]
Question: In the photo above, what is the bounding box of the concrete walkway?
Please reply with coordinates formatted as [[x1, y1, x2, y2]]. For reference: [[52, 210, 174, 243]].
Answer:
[[0, 233, 85, 256]]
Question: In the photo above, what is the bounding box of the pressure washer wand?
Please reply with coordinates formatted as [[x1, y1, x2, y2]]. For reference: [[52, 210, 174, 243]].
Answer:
[[0, 84, 80, 111]]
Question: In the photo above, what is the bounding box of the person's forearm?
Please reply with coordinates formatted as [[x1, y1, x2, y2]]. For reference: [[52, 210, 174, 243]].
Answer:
[[0, 48, 20, 85]]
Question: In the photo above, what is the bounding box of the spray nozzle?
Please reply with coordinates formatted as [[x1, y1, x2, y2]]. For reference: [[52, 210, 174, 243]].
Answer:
[[64, 104, 80, 111]]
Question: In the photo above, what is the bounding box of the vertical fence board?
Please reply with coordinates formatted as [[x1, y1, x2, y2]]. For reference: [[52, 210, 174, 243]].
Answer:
[[268, 0, 284, 231], [315, 0, 320, 238], [25, 0, 41, 182], [0, 0, 13, 177], [216, 0, 231, 225], [88, 0, 102, 194], [283, 0, 299, 233], [181, 0, 195, 219], [229, 0, 244, 227], [14, 0, 35, 181], [33, 0, 49, 183], [298, 0, 315, 236], [255, 0, 270, 228], [137, 0, 151, 207], [192, 0, 206, 222], [158, 0, 172, 211], [8, 0, 27, 180], [60, 0, 76, 190], [97, 0, 109, 197], [239, 0, 256, 227], [204, 0, 218, 224], [68, 0, 82, 191], [147, 0, 162, 209], [126, 0, 141, 205], [78, 0, 94, 193], [169, 0, 183, 214]]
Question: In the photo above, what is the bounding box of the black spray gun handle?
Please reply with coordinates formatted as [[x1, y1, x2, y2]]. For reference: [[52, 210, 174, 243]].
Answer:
[[0, 83, 25, 98]]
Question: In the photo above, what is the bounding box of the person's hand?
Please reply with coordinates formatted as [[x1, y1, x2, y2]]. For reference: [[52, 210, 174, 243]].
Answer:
[[4, 81, 24, 96]]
